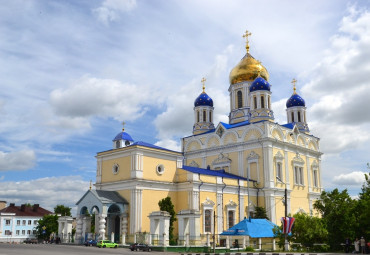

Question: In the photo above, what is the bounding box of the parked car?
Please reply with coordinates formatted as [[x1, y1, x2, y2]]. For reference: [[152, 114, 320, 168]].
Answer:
[[23, 238, 38, 244], [97, 240, 118, 248], [129, 243, 152, 251], [84, 239, 97, 246]]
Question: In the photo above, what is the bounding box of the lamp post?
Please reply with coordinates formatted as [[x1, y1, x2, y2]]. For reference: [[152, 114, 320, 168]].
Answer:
[[276, 176, 288, 251]]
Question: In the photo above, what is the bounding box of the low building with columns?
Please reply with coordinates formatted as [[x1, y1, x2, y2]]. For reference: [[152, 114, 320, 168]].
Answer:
[[73, 33, 323, 247]]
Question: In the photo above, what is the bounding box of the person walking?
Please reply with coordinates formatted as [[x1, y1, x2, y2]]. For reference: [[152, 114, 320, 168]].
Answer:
[[360, 237, 366, 254], [345, 237, 351, 253], [355, 238, 360, 254]]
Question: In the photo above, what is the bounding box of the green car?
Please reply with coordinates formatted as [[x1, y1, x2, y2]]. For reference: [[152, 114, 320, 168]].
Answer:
[[97, 240, 118, 248]]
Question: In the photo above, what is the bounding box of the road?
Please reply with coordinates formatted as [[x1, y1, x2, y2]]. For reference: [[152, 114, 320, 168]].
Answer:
[[0, 243, 174, 255]]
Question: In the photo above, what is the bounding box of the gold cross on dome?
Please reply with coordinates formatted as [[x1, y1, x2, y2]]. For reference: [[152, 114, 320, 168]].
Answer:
[[243, 30, 252, 53], [121, 121, 125, 131], [291, 78, 297, 94], [201, 77, 206, 93]]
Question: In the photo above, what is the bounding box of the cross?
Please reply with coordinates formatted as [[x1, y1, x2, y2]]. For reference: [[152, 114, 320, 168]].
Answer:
[[243, 30, 252, 53], [122, 120, 125, 131], [201, 77, 206, 93], [291, 78, 297, 94]]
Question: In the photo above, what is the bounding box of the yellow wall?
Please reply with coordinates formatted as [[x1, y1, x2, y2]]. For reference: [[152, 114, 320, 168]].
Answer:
[[101, 155, 131, 183], [142, 155, 177, 182]]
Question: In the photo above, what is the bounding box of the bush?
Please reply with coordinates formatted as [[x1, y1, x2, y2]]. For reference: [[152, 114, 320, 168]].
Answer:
[[245, 246, 255, 251]]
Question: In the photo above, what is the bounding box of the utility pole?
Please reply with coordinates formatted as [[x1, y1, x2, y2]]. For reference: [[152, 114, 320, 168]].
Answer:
[[213, 210, 216, 253], [277, 176, 288, 251]]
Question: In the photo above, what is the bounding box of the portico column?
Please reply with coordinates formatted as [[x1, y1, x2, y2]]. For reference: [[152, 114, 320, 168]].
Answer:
[[98, 214, 106, 241]]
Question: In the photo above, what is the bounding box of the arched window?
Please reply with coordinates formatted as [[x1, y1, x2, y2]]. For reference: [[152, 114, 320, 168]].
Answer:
[[237, 91, 243, 108], [261, 95, 265, 109], [298, 112, 301, 122], [203, 110, 206, 122], [253, 96, 257, 109], [115, 141, 120, 149], [228, 210, 235, 228], [204, 209, 212, 232], [209, 111, 212, 123], [197, 111, 200, 122], [291, 112, 294, 122]]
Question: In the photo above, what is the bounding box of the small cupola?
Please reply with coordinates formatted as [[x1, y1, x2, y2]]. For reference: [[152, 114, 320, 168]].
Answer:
[[112, 121, 134, 149], [193, 77, 215, 135], [286, 79, 309, 133]]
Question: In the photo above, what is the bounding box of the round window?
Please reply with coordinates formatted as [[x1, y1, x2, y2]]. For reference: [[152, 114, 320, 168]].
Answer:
[[112, 164, 119, 174], [156, 164, 164, 175]]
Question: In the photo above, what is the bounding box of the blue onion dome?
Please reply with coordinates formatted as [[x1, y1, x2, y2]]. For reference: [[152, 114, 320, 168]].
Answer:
[[113, 131, 134, 142], [194, 92, 213, 107], [286, 93, 305, 108], [249, 76, 271, 92]]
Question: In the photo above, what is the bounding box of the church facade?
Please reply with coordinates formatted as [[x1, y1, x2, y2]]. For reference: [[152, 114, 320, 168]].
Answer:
[[74, 33, 323, 245]]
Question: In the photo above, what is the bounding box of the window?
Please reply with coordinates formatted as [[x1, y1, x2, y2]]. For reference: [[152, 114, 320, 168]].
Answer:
[[197, 111, 200, 122], [34, 220, 38, 225], [5, 230, 11, 235], [22, 230, 25, 235], [17, 220, 20, 225], [276, 162, 282, 179], [156, 164, 164, 175], [298, 111, 301, 122], [237, 91, 243, 108], [261, 95, 265, 108], [22, 220, 26, 225], [204, 209, 212, 233], [112, 164, 119, 174], [291, 112, 294, 122], [115, 140, 120, 149], [27, 230, 31, 235], [313, 170, 318, 187], [203, 110, 206, 122], [5, 219, 10, 225], [294, 166, 304, 185], [253, 96, 257, 109], [209, 111, 212, 123], [28, 220, 32, 225], [16, 230, 20, 235], [228, 211, 235, 228], [33, 230, 37, 235]]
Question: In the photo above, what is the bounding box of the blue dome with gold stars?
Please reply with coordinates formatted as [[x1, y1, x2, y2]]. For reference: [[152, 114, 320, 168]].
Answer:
[[249, 76, 270, 92], [286, 93, 305, 108], [194, 92, 213, 107]]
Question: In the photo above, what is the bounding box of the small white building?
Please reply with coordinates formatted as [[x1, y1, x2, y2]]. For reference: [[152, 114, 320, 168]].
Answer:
[[0, 203, 52, 243]]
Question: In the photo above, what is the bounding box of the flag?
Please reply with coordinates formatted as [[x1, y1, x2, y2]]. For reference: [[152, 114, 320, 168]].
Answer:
[[281, 217, 295, 234]]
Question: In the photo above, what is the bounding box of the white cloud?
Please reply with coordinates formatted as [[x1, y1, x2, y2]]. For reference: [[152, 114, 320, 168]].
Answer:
[[0, 150, 36, 171], [333, 171, 367, 186], [93, 0, 137, 25], [155, 139, 181, 152], [0, 176, 89, 214], [50, 76, 149, 121]]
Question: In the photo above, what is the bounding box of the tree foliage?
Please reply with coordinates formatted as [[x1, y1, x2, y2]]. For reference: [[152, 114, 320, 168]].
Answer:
[[54, 204, 71, 216], [253, 206, 269, 220], [158, 197, 177, 244], [355, 171, 370, 240], [35, 214, 59, 240], [314, 188, 357, 250]]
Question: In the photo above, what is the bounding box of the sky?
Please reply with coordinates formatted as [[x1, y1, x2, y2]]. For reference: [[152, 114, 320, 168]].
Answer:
[[0, 0, 369, 214]]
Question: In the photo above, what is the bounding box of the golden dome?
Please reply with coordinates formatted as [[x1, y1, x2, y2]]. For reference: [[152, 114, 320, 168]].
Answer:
[[229, 53, 269, 85]]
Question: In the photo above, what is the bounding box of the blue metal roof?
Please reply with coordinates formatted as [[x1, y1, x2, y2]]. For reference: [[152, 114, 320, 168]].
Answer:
[[286, 93, 305, 108], [112, 131, 134, 142], [281, 123, 295, 129], [194, 92, 213, 107], [220, 218, 277, 238], [131, 141, 180, 153], [182, 165, 254, 182], [220, 120, 250, 129], [250, 76, 271, 92]]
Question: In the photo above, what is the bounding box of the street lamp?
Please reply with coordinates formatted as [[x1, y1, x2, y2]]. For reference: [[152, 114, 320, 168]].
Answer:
[[276, 176, 288, 251]]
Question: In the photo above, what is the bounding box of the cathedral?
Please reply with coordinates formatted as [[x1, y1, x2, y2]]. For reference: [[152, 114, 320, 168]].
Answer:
[[73, 32, 323, 246]]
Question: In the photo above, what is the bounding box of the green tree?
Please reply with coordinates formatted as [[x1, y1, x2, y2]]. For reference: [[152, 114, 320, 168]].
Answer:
[[314, 188, 357, 250], [354, 171, 370, 240], [158, 197, 177, 245], [35, 214, 59, 240], [253, 206, 269, 220], [54, 205, 71, 216]]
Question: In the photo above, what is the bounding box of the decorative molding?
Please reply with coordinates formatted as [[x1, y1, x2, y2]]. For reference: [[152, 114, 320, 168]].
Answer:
[[292, 153, 305, 165], [189, 160, 199, 167], [202, 197, 215, 207], [247, 151, 259, 161], [274, 151, 284, 161], [212, 153, 231, 167]]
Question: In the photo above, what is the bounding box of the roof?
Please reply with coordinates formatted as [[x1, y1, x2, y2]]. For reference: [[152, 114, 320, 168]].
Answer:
[[76, 190, 128, 205], [194, 92, 213, 107], [220, 120, 250, 129], [249, 76, 271, 93], [0, 204, 52, 217], [131, 141, 180, 153], [220, 218, 277, 238], [286, 93, 305, 108], [113, 131, 134, 142], [281, 123, 295, 129], [181, 165, 254, 182]]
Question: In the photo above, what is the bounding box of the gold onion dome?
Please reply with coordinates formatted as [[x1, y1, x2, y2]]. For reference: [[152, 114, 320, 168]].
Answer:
[[229, 53, 269, 85], [229, 30, 269, 84]]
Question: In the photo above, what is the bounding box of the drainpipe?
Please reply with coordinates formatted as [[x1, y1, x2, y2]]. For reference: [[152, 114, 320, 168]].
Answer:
[[222, 178, 227, 231], [198, 174, 204, 211], [238, 180, 241, 222]]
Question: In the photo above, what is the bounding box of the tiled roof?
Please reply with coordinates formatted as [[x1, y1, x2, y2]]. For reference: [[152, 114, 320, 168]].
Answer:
[[182, 165, 255, 182], [0, 204, 52, 217]]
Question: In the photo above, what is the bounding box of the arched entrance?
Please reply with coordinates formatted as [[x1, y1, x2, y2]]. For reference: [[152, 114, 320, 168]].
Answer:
[[108, 204, 121, 243]]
